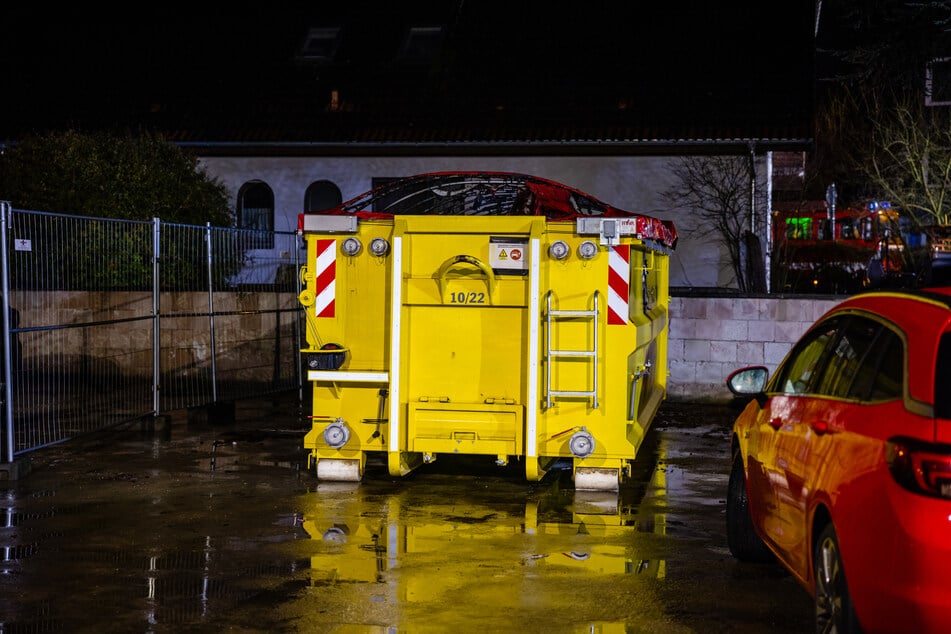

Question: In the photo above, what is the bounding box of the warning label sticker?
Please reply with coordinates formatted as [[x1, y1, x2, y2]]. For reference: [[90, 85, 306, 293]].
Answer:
[[489, 237, 529, 275]]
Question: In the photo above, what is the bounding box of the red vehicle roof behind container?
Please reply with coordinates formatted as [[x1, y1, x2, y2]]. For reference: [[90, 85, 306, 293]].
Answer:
[[303, 171, 678, 249]]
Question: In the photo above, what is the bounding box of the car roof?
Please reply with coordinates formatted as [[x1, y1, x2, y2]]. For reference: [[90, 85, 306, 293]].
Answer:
[[822, 288, 951, 406], [314, 171, 680, 248]]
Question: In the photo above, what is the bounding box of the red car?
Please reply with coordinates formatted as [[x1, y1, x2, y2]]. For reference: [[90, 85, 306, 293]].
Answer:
[[725, 288, 951, 633]]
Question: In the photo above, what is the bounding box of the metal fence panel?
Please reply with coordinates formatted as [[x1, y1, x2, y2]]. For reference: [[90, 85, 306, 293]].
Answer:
[[1, 205, 303, 458]]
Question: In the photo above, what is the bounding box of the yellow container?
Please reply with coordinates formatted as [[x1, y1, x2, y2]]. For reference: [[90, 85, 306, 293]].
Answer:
[[298, 173, 677, 490]]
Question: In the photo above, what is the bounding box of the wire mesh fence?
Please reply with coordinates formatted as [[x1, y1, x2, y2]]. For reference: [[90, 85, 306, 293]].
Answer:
[[1, 203, 304, 458]]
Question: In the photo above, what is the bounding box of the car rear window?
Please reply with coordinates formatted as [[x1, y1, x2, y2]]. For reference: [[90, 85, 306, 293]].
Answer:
[[848, 326, 902, 401]]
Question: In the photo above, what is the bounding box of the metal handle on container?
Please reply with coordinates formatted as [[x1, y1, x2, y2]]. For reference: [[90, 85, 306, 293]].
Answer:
[[436, 254, 497, 304]]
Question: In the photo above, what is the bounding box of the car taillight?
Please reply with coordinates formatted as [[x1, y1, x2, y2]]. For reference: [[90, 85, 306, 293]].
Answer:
[[886, 437, 951, 499]]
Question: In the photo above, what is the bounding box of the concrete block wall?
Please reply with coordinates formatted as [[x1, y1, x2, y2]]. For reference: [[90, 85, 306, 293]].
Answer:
[[666, 295, 841, 403], [12, 291, 298, 379], [11, 290, 840, 405]]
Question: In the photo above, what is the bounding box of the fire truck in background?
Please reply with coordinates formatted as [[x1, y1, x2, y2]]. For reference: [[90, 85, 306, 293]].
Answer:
[[771, 200, 929, 293]]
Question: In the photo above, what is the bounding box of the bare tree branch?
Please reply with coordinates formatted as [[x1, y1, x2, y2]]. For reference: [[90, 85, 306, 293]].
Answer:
[[861, 93, 951, 226], [665, 156, 765, 291]]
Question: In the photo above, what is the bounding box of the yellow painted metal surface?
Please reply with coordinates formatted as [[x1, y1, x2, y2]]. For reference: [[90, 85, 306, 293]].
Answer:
[[298, 173, 675, 488]]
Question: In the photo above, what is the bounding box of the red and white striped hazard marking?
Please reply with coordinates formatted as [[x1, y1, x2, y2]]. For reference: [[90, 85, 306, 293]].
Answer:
[[607, 245, 629, 325], [314, 239, 336, 317]]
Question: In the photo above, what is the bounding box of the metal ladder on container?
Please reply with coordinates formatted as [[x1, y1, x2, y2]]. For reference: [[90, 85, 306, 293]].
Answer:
[[544, 290, 599, 409]]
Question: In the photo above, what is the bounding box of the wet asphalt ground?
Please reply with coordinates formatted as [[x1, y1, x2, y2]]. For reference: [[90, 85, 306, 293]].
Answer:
[[1, 394, 813, 633]]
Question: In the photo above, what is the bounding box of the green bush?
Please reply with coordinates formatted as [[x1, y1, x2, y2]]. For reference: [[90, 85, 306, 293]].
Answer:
[[0, 130, 232, 225], [0, 130, 244, 290]]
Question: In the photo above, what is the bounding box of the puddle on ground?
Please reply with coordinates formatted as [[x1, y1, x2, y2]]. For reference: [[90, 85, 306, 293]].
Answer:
[[0, 399, 813, 632]]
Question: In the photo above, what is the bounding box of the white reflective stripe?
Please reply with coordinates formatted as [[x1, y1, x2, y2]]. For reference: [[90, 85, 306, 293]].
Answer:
[[607, 285, 628, 321], [607, 245, 629, 324], [526, 237, 540, 458], [314, 280, 335, 317], [314, 239, 336, 317], [315, 238, 336, 269], [388, 236, 403, 453], [307, 371, 388, 382]]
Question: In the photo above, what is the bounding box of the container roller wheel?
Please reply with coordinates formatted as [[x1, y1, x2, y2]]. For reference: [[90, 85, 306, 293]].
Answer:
[[574, 467, 620, 491], [316, 458, 362, 482]]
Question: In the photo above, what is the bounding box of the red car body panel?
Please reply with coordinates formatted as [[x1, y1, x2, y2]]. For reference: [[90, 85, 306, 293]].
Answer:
[[732, 288, 951, 632]]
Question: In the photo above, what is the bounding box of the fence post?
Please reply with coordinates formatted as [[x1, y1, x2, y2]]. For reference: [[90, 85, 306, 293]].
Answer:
[[295, 231, 304, 404], [153, 218, 162, 416], [206, 222, 218, 403], [1, 202, 13, 464]]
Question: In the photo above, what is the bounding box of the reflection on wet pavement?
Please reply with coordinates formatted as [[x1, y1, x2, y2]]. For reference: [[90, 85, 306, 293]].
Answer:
[[296, 463, 665, 631], [1, 397, 812, 633]]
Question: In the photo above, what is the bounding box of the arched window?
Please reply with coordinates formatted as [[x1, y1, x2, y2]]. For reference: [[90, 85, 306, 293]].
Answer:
[[304, 180, 343, 212], [237, 181, 274, 249]]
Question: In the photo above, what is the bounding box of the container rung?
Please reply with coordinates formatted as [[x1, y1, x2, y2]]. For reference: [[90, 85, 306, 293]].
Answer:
[[549, 309, 596, 318], [549, 390, 596, 398], [544, 290, 601, 410]]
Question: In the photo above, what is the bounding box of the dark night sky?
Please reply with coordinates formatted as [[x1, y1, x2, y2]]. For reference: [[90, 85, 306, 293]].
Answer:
[[3, 17, 299, 101], [0, 4, 816, 138]]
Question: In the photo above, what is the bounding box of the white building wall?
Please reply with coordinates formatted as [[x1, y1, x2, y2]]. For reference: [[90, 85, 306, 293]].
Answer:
[[197, 153, 769, 289]]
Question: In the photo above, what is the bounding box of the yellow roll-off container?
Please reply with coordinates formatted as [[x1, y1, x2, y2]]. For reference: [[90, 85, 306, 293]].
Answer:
[[297, 172, 678, 490]]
